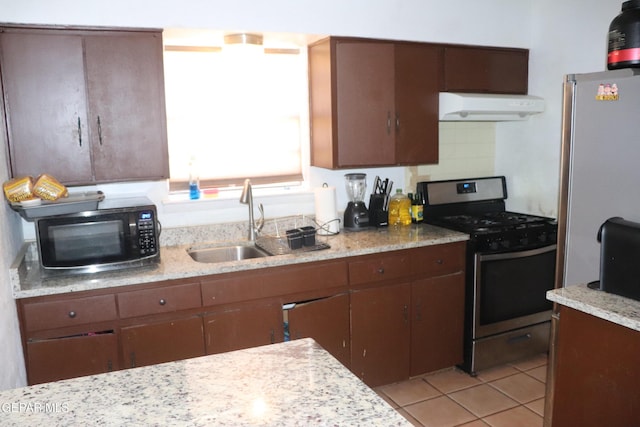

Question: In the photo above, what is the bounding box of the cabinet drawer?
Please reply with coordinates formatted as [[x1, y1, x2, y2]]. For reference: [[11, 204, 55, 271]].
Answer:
[[201, 270, 266, 307], [349, 251, 412, 286], [261, 260, 348, 296], [201, 261, 348, 307], [412, 242, 466, 277], [22, 294, 117, 332], [118, 282, 201, 319]]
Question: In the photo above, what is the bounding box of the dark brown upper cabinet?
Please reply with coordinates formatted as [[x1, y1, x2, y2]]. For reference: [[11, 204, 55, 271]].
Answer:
[[442, 45, 529, 94], [0, 26, 169, 185], [308, 37, 441, 169]]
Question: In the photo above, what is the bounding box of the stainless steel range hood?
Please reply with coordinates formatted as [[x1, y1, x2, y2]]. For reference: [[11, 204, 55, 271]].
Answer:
[[439, 92, 545, 121]]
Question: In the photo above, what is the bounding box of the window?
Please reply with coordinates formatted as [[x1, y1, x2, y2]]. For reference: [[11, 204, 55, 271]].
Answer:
[[163, 38, 307, 192]]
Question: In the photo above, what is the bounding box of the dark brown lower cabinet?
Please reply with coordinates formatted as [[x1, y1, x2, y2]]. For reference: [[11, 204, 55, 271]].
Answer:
[[27, 331, 119, 385], [550, 306, 640, 426], [351, 283, 411, 387], [204, 301, 284, 355], [120, 316, 205, 368], [19, 243, 466, 385], [286, 293, 351, 368], [411, 272, 465, 376]]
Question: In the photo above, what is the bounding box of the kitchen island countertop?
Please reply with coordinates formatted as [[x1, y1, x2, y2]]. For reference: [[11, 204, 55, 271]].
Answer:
[[547, 284, 640, 332], [0, 338, 411, 426], [11, 223, 468, 299]]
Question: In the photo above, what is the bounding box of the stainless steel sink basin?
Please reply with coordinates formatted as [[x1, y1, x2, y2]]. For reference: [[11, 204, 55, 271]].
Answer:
[[187, 244, 271, 263]]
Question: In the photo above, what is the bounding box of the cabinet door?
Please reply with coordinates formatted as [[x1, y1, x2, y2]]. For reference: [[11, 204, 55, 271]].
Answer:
[[204, 301, 283, 355], [395, 43, 440, 165], [27, 331, 119, 385], [0, 30, 92, 181], [334, 41, 395, 167], [551, 307, 640, 426], [287, 293, 350, 368], [121, 316, 205, 368], [411, 272, 464, 376], [350, 283, 411, 387], [443, 46, 529, 94], [84, 33, 169, 182]]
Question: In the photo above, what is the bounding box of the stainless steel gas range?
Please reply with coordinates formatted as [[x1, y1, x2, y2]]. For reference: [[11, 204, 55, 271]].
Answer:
[[417, 176, 557, 375]]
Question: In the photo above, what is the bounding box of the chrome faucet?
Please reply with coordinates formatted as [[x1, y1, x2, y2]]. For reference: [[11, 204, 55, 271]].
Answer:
[[239, 179, 264, 241]]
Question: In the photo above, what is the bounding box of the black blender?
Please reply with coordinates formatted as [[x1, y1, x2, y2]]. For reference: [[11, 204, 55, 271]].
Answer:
[[343, 173, 369, 230]]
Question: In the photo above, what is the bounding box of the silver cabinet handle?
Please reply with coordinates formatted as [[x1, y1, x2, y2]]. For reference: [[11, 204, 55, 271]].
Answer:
[[386, 111, 391, 135], [97, 116, 103, 145], [68, 311, 77, 318], [77, 117, 82, 147], [159, 298, 167, 306]]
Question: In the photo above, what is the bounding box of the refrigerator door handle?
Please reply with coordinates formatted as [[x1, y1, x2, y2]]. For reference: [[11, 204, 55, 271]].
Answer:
[[554, 75, 577, 290]]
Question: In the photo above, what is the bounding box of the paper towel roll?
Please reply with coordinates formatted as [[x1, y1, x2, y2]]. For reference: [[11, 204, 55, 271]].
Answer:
[[314, 185, 340, 235]]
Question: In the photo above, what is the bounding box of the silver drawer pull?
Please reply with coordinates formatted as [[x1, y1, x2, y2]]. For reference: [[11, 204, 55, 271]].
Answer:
[[378, 267, 385, 274], [68, 311, 77, 318], [159, 299, 167, 306], [436, 259, 444, 264]]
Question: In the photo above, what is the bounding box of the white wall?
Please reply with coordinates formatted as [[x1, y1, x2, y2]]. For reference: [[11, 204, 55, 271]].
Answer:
[[0, 0, 625, 389], [418, 122, 496, 181], [496, 0, 622, 216], [0, 99, 27, 389]]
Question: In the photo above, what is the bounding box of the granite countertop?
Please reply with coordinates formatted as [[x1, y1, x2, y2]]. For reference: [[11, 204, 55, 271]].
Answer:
[[11, 222, 468, 299], [0, 338, 411, 426], [547, 284, 640, 332]]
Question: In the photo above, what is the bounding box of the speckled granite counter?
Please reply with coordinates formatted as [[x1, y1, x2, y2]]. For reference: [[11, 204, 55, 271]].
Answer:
[[0, 338, 411, 426], [547, 284, 640, 332], [11, 223, 468, 299]]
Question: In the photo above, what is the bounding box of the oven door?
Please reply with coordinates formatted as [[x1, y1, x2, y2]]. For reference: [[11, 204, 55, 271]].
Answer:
[[473, 245, 556, 339]]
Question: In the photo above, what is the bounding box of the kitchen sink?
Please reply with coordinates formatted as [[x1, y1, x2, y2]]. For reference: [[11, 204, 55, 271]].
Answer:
[[187, 244, 271, 264]]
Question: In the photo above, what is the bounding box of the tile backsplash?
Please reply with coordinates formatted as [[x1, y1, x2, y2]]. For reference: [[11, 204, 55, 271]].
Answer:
[[413, 122, 496, 185]]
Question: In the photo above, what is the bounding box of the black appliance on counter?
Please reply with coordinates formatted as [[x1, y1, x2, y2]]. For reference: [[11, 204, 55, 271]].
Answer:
[[35, 196, 161, 275], [417, 176, 557, 375], [343, 173, 369, 231], [594, 216, 640, 302]]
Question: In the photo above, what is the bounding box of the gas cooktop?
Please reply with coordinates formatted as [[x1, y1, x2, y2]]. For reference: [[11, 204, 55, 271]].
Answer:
[[435, 211, 556, 233]]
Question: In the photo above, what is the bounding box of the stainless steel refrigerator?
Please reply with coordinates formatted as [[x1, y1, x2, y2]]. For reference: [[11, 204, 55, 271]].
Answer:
[[556, 68, 640, 289], [546, 67, 640, 426]]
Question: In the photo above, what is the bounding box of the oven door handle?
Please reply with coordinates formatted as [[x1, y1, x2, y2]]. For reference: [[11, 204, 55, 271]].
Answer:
[[477, 244, 557, 262]]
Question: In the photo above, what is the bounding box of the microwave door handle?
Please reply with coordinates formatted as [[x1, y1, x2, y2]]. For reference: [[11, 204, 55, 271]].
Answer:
[[157, 220, 162, 237]]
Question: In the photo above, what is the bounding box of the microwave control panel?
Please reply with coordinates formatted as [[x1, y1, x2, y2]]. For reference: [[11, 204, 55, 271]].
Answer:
[[137, 210, 158, 256]]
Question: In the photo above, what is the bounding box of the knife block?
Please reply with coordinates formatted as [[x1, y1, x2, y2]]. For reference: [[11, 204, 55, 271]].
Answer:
[[369, 194, 388, 227]]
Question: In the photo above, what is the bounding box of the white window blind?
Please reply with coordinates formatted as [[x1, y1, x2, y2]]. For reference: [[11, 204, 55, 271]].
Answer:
[[163, 44, 306, 191]]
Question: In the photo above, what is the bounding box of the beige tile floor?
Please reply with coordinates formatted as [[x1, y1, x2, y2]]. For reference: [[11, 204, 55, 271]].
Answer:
[[376, 353, 548, 427]]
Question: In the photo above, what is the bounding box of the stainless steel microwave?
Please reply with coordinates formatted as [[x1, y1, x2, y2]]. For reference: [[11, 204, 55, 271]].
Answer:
[[35, 197, 160, 274]]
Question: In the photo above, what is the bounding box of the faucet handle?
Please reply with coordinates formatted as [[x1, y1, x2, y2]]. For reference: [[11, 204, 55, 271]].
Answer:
[[256, 203, 265, 233]]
